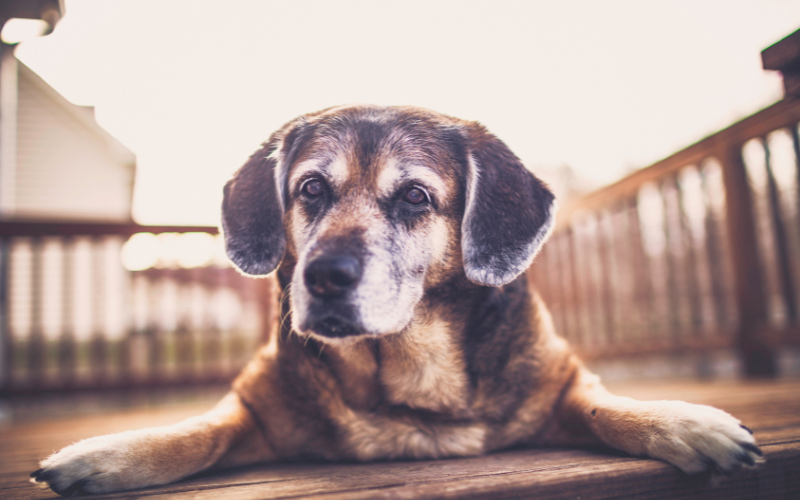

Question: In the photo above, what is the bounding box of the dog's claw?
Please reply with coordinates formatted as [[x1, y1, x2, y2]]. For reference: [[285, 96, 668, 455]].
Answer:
[[740, 424, 754, 435], [31, 468, 57, 484], [742, 442, 763, 457], [56, 478, 89, 497]]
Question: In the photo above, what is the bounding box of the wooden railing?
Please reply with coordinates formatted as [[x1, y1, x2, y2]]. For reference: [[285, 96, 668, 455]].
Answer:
[[531, 97, 800, 376], [2, 99, 798, 395], [0, 221, 273, 396]]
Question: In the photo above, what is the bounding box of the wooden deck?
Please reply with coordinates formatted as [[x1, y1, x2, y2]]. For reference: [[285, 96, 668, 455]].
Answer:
[[2, 379, 799, 499]]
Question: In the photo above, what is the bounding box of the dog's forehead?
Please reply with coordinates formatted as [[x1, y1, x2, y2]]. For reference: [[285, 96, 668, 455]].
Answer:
[[287, 107, 464, 196]]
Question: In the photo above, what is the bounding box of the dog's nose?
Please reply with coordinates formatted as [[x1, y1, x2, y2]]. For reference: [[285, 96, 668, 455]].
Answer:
[[304, 254, 362, 298]]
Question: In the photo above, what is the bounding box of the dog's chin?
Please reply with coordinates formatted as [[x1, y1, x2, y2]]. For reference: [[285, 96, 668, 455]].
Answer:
[[305, 317, 365, 340], [298, 315, 407, 344]]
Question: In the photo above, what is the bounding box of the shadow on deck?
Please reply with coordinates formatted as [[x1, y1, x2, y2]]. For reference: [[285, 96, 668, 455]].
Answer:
[[1, 379, 799, 500]]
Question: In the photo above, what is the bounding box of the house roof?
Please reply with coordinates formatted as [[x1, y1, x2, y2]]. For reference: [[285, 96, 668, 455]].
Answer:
[[16, 57, 136, 169]]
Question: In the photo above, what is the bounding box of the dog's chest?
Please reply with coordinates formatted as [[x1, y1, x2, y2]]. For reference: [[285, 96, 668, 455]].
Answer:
[[377, 319, 470, 414], [326, 322, 484, 460], [325, 319, 471, 414]]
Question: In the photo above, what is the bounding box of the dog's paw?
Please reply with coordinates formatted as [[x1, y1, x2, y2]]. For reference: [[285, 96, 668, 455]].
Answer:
[[30, 429, 176, 496], [640, 401, 763, 475]]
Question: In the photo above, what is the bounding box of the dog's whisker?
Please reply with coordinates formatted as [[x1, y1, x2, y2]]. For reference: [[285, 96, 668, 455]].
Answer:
[[278, 285, 291, 331], [276, 285, 293, 337]]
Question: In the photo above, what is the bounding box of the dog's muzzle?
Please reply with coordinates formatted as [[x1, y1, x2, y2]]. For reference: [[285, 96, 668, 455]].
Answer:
[[302, 253, 364, 338]]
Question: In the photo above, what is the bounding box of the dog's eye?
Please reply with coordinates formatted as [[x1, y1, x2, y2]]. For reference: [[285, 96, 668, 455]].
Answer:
[[302, 179, 324, 197], [403, 187, 428, 205]]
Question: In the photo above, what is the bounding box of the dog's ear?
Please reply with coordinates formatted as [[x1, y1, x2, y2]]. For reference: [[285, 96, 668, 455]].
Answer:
[[461, 126, 556, 287], [222, 116, 316, 275], [221, 137, 286, 276]]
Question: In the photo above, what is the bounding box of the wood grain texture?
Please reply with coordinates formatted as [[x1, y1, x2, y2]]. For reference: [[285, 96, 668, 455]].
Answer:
[[2, 380, 799, 500]]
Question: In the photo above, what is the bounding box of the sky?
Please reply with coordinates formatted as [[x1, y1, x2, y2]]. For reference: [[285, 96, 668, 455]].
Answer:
[[12, 0, 800, 225]]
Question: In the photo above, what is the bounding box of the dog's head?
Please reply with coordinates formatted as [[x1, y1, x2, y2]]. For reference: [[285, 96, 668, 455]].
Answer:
[[222, 105, 554, 343]]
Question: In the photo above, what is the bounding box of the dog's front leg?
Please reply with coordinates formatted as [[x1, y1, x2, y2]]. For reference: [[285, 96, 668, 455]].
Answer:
[[559, 367, 763, 475], [31, 392, 266, 496]]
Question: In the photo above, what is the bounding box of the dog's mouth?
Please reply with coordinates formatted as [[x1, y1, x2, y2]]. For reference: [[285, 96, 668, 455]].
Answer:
[[307, 317, 364, 339], [300, 304, 366, 339]]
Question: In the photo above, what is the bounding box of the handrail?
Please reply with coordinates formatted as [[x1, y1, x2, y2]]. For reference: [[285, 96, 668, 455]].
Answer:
[[557, 98, 800, 224], [0, 220, 219, 237]]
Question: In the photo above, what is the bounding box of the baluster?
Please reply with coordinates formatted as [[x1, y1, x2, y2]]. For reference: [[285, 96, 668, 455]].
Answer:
[[28, 237, 45, 389], [90, 236, 107, 386], [59, 237, 75, 387], [676, 170, 705, 333], [547, 235, 568, 338], [791, 124, 800, 331], [0, 236, 11, 393], [660, 177, 684, 344], [568, 228, 584, 347], [202, 267, 222, 381], [572, 222, 592, 348], [118, 258, 133, 387], [763, 136, 798, 325], [146, 268, 165, 385], [630, 195, 656, 343], [533, 246, 551, 302], [220, 267, 237, 377], [597, 210, 617, 346], [610, 200, 637, 344], [173, 268, 192, 382], [581, 217, 598, 346], [700, 163, 730, 333]]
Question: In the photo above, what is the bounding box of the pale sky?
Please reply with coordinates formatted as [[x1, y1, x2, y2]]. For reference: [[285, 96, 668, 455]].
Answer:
[[13, 0, 800, 225]]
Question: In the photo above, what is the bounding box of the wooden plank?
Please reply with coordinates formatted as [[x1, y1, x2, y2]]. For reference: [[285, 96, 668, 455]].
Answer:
[[1, 381, 798, 499], [7, 440, 794, 500]]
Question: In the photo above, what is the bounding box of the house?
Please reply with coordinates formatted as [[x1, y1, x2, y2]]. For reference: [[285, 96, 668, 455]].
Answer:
[[0, 47, 136, 221]]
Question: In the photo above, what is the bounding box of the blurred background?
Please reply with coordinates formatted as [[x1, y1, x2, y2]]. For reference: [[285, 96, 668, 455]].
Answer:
[[1, 0, 799, 420]]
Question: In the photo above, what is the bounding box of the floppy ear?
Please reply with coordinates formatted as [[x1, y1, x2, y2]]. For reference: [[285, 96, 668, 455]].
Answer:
[[221, 138, 286, 276], [461, 126, 556, 287]]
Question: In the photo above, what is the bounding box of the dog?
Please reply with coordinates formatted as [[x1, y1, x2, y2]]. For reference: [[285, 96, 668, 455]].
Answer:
[[31, 105, 761, 496]]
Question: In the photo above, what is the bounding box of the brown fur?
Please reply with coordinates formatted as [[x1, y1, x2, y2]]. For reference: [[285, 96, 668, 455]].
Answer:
[[32, 106, 761, 496]]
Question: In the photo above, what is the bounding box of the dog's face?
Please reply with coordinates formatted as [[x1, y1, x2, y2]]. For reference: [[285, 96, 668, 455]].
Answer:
[[222, 105, 555, 343]]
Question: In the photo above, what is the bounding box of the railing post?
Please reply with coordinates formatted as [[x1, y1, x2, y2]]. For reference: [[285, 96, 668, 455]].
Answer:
[[720, 143, 777, 377]]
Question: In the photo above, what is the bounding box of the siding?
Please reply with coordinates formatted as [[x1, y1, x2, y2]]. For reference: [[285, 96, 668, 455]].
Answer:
[[13, 61, 135, 221]]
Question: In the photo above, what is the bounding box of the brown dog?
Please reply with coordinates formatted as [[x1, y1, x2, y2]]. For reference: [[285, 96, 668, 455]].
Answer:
[[31, 105, 761, 496]]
